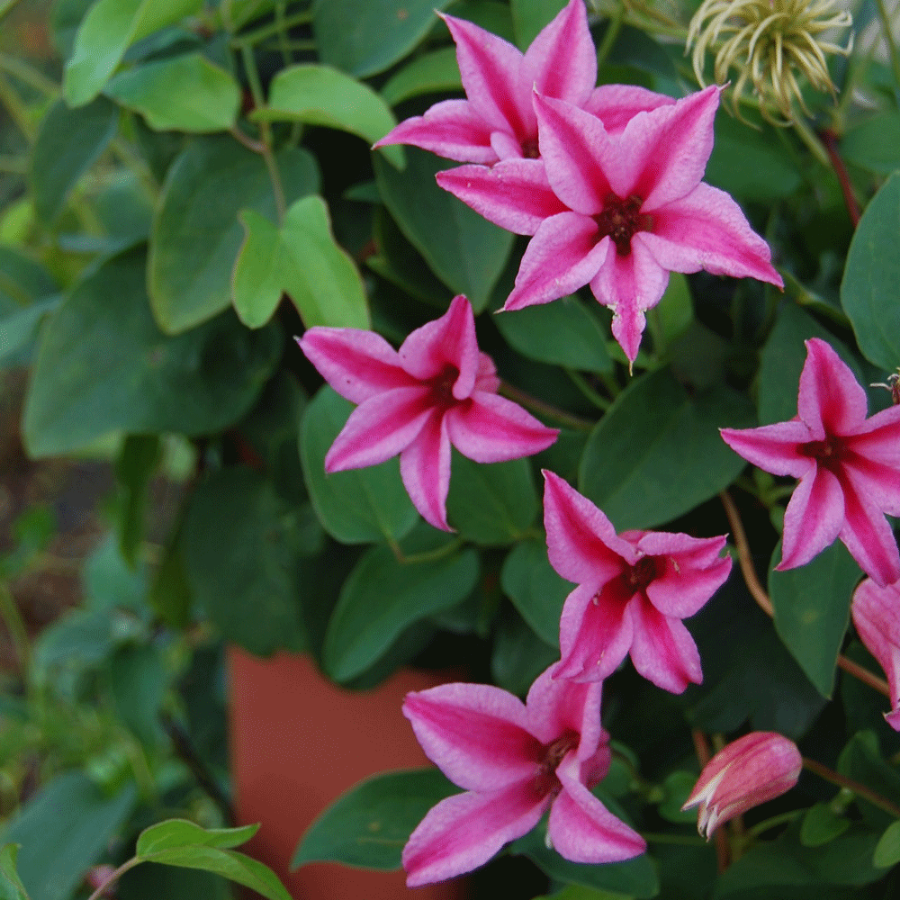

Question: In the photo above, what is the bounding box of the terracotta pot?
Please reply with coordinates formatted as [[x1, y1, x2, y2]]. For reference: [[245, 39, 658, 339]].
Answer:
[[228, 647, 466, 900]]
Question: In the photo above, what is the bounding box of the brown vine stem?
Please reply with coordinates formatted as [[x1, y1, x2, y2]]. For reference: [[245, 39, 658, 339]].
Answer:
[[718, 490, 889, 698], [498, 380, 595, 431], [803, 757, 900, 819], [818, 129, 861, 228], [691, 729, 730, 872]]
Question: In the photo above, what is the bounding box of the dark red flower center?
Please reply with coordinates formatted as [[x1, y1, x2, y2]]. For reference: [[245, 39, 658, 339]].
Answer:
[[594, 193, 654, 257], [521, 137, 540, 159], [533, 729, 579, 798], [800, 435, 846, 469], [429, 363, 461, 408], [626, 555, 658, 593]]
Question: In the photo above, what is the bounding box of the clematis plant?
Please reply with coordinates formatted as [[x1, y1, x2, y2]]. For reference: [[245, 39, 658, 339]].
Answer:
[[721, 338, 900, 586], [682, 732, 803, 838], [298, 294, 558, 531], [401, 666, 645, 885], [543, 471, 731, 692], [436, 85, 783, 363]]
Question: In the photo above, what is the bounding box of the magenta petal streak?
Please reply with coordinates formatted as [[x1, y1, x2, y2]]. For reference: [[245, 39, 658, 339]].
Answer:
[[852, 579, 900, 730]]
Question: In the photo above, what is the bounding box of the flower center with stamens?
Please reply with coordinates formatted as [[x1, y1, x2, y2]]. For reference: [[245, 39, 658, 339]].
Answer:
[[533, 729, 579, 798], [521, 137, 540, 159], [429, 364, 461, 408], [594, 194, 654, 257], [800, 435, 845, 468], [626, 556, 658, 593]]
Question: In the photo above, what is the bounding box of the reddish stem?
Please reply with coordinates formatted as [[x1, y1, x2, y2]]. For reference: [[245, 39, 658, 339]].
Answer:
[[819, 129, 861, 228]]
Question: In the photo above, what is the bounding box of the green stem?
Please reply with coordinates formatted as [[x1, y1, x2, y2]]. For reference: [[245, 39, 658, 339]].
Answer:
[[565, 369, 611, 412], [875, 0, 900, 112], [498, 379, 596, 431], [85, 857, 142, 900], [0, 74, 34, 142], [0, 582, 30, 678], [791, 114, 832, 169], [231, 7, 313, 47], [803, 757, 900, 819], [595, 4, 624, 70], [643, 832, 707, 846], [744, 809, 802, 837], [0, 53, 57, 95], [393, 537, 467, 565]]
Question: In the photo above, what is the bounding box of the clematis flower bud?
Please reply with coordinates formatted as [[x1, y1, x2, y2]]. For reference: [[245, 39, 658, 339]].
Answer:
[[681, 732, 802, 838]]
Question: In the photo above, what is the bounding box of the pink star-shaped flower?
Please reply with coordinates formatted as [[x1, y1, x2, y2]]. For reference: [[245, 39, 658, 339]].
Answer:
[[721, 338, 900, 586], [437, 85, 783, 364], [374, 0, 673, 164], [401, 665, 645, 886], [543, 471, 732, 693], [298, 295, 558, 531], [851, 578, 900, 730]]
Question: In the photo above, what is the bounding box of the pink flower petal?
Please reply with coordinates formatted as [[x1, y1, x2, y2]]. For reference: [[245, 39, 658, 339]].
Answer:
[[584, 84, 676, 134], [550, 761, 646, 863], [641, 534, 731, 619], [850, 404, 900, 464], [838, 473, 900, 586], [440, 13, 533, 145], [641, 183, 783, 286], [524, 667, 604, 755], [403, 785, 546, 886], [299, 328, 413, 403], [778, 466, 844, 571], [851, 579, 900, 729], [533, 93, 612, 214], [629, 597, 702, 693], [589, 236, 670, 364], [720, 420, 814, 477], [525, 0, 596, 107], [555, 581, 635, 683], [504, 213, 609, 310], [400, 410, 453, 530], [399, 295, 479, 398], [445, 392, 558, 462], [325, 387, 433, 471], [402, 684, 541, 791], [543, 470, 635, 584], [437, 160, 568, 236], [373, 99, 498, 164], [613, 85, 720, 209], [797, 339, 868, 436]]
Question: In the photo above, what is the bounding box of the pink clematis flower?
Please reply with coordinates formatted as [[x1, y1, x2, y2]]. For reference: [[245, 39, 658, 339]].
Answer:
[[682, 732, 802, 838], [437, 85, 783, 364], [374, 0, 673, 164], [851, 579, 900, 730], [298, 295, 558, 531], [401, 665, 645, 886], [721, 338, 900, 586], [543, 471, 731, 693]]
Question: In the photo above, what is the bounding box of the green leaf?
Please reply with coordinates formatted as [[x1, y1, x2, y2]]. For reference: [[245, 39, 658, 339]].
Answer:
[[491, 609, 559, 695], [64, 0, 203, 105], [800, 804, 850, 848], [837, 732, 900, 830], [579, 367, 755, 530], [513, 828, 659, 898], [293, 769, 457, 870], [233, 197, 370, 329], [381, 47, 461, 106], [313, 0, 452, 77], [182, 468, 309, 656], [494, 296, 612, 373], [299, 386, 419, 544], [105, 53, 239, 132], [0, 772, 136, 900], [873, 820, 900, 868], [0, 297, 60, 365], [758, 304, 863, 425], [840, 113, 900, 174], [510, 0, 567, 47], [768, 540, 858, 698], [841, 172, 900, 370], [29, 96, 118, 223], [445, 454, 538, 544], [23, 249, 280, 456], [107, 644, 169, 745], [137, 820, 259, 856], [0, 845, 30, 900], [374, 148, 513, 312], [150, 137, 319, 333], [323, 543, 479, 681], [255, 64, 401, 166], [705, 115, 802, 203], [500, 539, 569, 647], [114, 434, 161, 565]]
